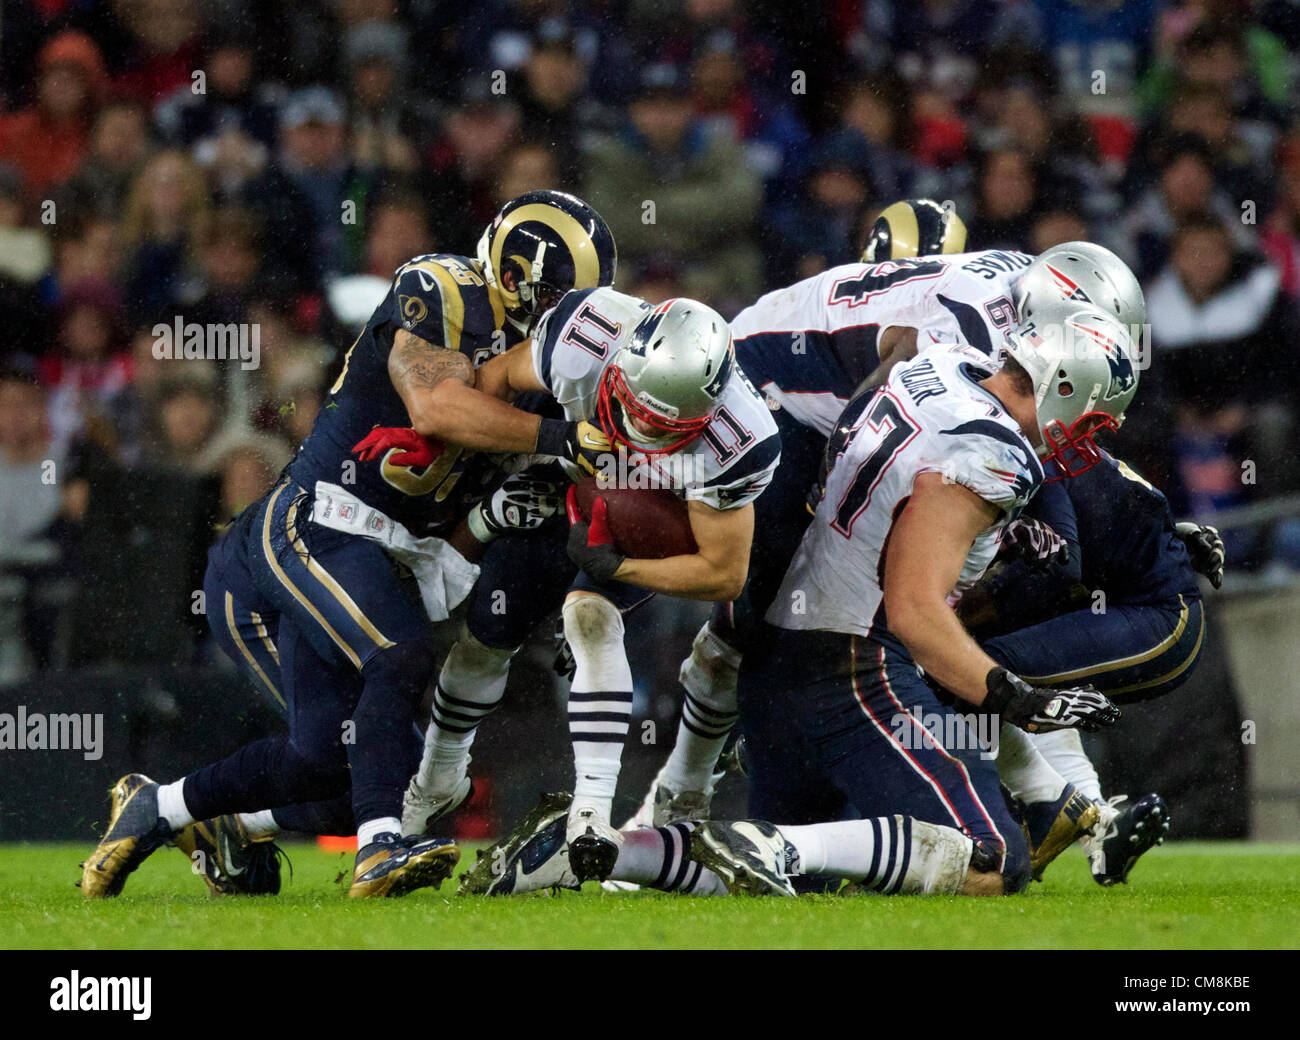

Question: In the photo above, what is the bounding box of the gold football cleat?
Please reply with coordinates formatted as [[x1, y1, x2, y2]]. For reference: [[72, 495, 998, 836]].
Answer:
[[80, 773, 173, 899]]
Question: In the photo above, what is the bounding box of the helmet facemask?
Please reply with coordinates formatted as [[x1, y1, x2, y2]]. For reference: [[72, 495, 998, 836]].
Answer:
[[1041, 411, 1119, 481], [596, 365, 712, 456]]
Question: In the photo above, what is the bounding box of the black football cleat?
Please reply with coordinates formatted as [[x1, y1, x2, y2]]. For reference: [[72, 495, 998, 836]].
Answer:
[[460, 791, 579, 896], [80, 773, 174, 899], [566, 806, 622, 883], [348, 832, 459, 898], [1086, 793, 1170, 886], [173, 815, 288, 896]]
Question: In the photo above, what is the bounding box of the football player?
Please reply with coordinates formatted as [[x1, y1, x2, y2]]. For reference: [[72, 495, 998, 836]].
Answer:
[[381, 288, 780, 883], [961, 447, 1221, 885], [80, 191, 620, 899], [623, 222, 1149, 830], [730, 304, 1138, 895]]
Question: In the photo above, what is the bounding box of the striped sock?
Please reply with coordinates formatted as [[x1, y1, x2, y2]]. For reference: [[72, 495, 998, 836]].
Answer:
[[663, 690, 738, 793], [612, 821, 727, 895], [781, 816, 914, 894], [414, 636, 510, 796]]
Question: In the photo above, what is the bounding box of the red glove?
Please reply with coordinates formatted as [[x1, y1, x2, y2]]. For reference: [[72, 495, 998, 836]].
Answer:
[[352, 426, 443, 468], [564, 486, 624, 582]]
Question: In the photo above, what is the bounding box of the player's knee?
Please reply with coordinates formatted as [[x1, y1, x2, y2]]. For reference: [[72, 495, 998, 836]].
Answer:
[[447, 628, 516, 681], [679, 620, 743, 705], [562, 594, 624, 653]]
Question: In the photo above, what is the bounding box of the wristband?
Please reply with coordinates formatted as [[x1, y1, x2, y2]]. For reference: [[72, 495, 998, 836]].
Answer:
[[466, 502, 495, 543], [535, 418, 569, 458]]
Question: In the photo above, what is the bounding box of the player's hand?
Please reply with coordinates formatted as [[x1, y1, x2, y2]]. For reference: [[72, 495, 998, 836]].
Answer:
[[999, 517, 1068, 569], [353, 426, 443, 468], [1175, 521, 1224, 589], [564, 486, 625, 582], [559, 421, 616, 476], [467, 473, 564, 542], [983, 667, 1120, 733]]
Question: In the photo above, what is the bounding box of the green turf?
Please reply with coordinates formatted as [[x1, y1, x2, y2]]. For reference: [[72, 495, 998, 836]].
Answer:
[[1, 840, 1296, 949]]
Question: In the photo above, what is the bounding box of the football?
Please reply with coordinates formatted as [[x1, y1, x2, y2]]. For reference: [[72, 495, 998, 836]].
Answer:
[[570, 476, 698, 559]]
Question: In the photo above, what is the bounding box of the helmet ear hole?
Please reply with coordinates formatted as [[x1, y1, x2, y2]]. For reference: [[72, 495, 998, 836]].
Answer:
[[1058, 380, 1074, 397]]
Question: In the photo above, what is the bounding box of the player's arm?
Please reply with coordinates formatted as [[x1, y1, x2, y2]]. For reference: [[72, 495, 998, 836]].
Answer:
[[569, 498, 752, 603], [886, 473, 1117, 732], [614, 500, 752, 602], [388, 329, 548, 451], [884, 472, 1005, 702], [474, 338, 546, 401], [858, 326, 919, 392]]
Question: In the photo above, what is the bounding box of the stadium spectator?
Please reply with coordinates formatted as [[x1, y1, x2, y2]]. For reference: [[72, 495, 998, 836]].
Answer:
[[584, 62, 761, 304], [965, 147, 1042, 252], [1261, 136, 1300, 301], [56, 98, 153, 222], [0, 30, 106, 200]]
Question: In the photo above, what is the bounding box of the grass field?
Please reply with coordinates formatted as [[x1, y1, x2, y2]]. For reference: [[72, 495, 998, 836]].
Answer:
[[1, 839, 1297, 950]]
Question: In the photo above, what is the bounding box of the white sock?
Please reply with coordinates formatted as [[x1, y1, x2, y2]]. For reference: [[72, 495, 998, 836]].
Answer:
[[997, 722, 1069, 805], [156, 780, 195, 831], [781, 817, 914, 891], [564, 595, 632, 822], [663, 623, 741, 793], [1032, 728, 1103, 802], [237, 810, 279, 837], [612, 822, 726, 894], [416, 632, 512, 794], [357, 816, 401, 847]]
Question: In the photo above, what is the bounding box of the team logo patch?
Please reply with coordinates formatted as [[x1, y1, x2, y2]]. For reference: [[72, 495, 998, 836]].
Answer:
[[1046, 264, 1092, 303], [400, 295, 428, 326], [1071, 321, 1136, 399], [339, 504, 355, 521]]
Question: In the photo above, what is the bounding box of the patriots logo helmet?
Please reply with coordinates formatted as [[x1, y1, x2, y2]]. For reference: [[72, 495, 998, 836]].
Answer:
[[1002, 302, 1140, 480]]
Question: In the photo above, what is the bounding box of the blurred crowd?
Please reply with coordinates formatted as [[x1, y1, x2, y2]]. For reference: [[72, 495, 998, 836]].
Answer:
[[2, 0, 1300, 681]]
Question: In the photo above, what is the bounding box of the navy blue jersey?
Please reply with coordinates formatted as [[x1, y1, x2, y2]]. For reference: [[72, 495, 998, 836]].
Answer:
[[984, 451, 1199, 625], [286, 254, 525, 537]]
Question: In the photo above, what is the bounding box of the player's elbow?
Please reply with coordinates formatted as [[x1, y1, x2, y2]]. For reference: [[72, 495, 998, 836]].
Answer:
[[408, 381, 468, 440], [883, 589, 941, 648]]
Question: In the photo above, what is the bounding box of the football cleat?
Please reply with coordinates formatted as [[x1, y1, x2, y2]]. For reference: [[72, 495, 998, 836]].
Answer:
[[460, 791, 580, 896], [1085, 793, 1169, 887], [567, 806, 623, 883], [621, 765, 718, 830], [689, 819, 796, 897], [1022, 782, 1100, 881], [401, 773, 474, 836], [348, 832, 459, 898], [172, 815, 287, 896], [80, 773, 174, 899]]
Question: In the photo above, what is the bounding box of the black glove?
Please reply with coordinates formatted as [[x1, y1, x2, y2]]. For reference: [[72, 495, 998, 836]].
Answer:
[[467, 473, 563, 542], [983, 667, 1120, 733], [1175, 522, 1225, 589], [537, 418, 615, 477], [565, 493, 625, 583], [999, 517, 1069, 569]]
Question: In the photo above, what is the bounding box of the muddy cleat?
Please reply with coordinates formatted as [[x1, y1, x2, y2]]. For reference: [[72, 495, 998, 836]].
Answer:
[[1085, 793, 1169, 886], [621, 765, 718, 830], [461, 791, 579, 896], [689, 819, 796, 897], [348, 832, 459, 898], [567, 806, 623, 883], [401, 773, 474, 836], [173, 815, 287, 896], [1023, 783, 1100, 881], [80, 774, 174, 899]]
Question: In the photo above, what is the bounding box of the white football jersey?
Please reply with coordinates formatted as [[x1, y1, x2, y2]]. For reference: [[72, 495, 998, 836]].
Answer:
[[731, 250, 1033, 437], [532, 287, 781, 511], [767, 345, 1044, 638]]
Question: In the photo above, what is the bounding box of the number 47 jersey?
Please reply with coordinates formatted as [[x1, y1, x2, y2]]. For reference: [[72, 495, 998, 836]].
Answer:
[[531, 287, 781, 510], [767, 345, 1044, 638]]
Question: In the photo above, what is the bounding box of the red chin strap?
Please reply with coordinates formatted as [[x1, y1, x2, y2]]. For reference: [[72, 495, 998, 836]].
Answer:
[[596, 366, 710, 456], [1041, 411, 1119, 481]]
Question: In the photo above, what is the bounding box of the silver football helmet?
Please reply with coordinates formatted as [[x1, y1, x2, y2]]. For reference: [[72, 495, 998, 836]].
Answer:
[[1002, 301, 1140, 478], [596, 298, 734, 454], [1016, 241, 1146, 330]]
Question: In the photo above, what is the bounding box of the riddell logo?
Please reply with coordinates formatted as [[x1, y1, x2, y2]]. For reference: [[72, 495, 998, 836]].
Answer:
[[49, 972, 151, 1020]]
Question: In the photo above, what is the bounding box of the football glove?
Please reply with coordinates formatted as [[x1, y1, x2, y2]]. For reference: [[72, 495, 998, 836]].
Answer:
[[353, 426, 441, 468], [466, 473, 563, 543], [564, 485, 625, 583], [1175, 521, 1225, 589], [537, 418, 616, 477], [983, 667, 1120, 733], [999, 517, 1069, 569]]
